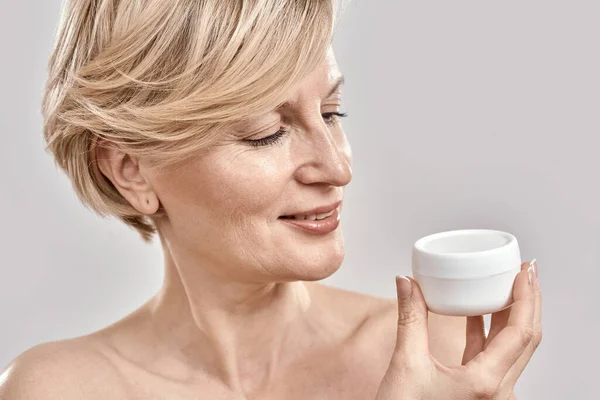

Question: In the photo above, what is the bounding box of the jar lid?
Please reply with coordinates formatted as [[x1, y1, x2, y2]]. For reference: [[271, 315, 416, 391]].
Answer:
[[411, 229, 521, 280]]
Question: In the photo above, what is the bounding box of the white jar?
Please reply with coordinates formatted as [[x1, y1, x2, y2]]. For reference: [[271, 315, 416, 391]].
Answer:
[[411, 229, 522, 316]]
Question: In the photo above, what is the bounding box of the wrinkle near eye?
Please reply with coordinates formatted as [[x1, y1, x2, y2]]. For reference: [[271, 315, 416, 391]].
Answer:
[[234, 120, 281, 139]]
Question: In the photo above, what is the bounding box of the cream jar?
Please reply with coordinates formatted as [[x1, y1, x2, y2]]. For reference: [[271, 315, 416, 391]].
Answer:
[[411, 229, 522, 316]]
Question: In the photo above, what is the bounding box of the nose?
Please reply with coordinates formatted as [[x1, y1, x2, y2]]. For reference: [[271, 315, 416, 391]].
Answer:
[[293, 120, 353, 187]]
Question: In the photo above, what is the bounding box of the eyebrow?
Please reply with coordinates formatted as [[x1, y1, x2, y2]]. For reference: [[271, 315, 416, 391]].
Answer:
[[277, 75, 345, 110]]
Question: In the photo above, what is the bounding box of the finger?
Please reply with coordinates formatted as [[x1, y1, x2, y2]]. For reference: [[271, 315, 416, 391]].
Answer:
[[484, 307, 509, 350], [465, 263, 535, 378], [393, 276, 430, 367], [484, 261, 531, 350], [461, 315, 486, 365], [501, 259, 543, 388]]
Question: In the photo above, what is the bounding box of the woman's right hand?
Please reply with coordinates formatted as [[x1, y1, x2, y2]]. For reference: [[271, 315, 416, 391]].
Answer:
[[376, 260, 542, 400]]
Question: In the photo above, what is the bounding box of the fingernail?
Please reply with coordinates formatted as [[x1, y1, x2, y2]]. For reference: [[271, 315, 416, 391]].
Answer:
[[396, 276, 413, 300], [527, 259, 537, 285]]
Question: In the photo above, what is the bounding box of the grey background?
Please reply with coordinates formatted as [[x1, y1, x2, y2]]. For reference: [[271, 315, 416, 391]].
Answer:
[[1, 0, 598, 398]]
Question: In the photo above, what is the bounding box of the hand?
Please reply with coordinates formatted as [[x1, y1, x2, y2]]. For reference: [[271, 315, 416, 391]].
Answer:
[[376, 261, 542, 400]]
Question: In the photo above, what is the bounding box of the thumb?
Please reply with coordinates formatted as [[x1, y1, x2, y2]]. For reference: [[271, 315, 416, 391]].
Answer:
[[394, 276, 430, 363]]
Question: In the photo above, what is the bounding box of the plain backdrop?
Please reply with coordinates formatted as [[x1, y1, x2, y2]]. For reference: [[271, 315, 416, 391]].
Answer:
[[1, 1, 598, 398]]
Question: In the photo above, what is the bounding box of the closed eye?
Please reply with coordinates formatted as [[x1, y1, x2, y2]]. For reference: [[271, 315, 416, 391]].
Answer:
[[245, 111, 348, 148], [322, 111, 348, 126]]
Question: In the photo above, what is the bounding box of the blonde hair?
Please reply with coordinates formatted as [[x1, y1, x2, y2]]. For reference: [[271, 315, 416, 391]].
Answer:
[[42, 0, 345, 242]]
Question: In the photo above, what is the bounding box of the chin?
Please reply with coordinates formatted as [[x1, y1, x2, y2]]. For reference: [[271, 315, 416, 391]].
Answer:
[[266, 228, 346, 281], [283, 246, 345, 282], [299, 263, 342, 282]]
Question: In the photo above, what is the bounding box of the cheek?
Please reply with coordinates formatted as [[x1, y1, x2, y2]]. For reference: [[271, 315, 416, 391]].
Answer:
[[155, 150, 291, 220], [217, 157, 286, 215]]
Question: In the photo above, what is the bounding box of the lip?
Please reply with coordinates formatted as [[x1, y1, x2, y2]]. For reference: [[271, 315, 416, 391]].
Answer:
[[279, 200, 343, 218], [278, 206, 341, 235]]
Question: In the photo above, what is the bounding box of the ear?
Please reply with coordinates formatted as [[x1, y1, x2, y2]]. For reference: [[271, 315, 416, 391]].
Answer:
[[95, 140, 160, 215]]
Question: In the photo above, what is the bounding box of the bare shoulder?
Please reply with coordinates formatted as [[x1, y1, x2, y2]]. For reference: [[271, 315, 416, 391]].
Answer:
[[314, 282, 468, 368], [360, 296, 468, 366], [0, 337, 125, 399], [426, 308, 468, 366], [307, 282, 394, 323]]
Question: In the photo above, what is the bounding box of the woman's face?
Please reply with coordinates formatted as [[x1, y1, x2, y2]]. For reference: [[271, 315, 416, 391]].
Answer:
[[144, 48, 353, 283]]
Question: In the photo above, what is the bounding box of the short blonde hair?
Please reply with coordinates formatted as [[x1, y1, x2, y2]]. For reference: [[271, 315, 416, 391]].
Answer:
[[42, 0, 344, 242]]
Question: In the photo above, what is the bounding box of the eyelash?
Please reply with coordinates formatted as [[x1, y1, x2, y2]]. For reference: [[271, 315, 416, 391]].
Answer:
[[246, 111, 348, 148]]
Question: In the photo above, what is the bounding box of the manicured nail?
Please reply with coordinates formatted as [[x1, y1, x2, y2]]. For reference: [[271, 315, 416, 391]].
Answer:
[[527, 259, 537, 285], [396, 276, 413, 300]]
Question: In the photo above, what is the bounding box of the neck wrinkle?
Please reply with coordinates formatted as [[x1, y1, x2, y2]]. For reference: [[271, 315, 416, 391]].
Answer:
[[147, 234, 314, 395]]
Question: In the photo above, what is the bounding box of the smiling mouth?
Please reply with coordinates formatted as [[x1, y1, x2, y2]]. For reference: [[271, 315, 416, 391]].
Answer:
[[278, 208, 337, 221], [278, 200, 343, 221]]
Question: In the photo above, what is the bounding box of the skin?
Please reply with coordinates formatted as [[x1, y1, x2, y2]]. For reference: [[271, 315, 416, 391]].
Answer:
[[376, 262, 541, 400], [0, 47, 538, 399]]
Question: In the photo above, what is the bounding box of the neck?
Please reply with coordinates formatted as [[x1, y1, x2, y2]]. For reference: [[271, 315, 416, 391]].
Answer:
[[146, 240, 318, 395]]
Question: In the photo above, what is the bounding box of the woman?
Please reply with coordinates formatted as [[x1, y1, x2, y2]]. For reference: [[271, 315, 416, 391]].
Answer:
[[0, 0, 541, 399]]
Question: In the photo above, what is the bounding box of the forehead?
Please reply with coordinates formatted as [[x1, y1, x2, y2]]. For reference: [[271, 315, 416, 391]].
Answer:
[[324, 47, 341, 80], [303, 47, 342, 92], [277, 48, 343, 107]]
